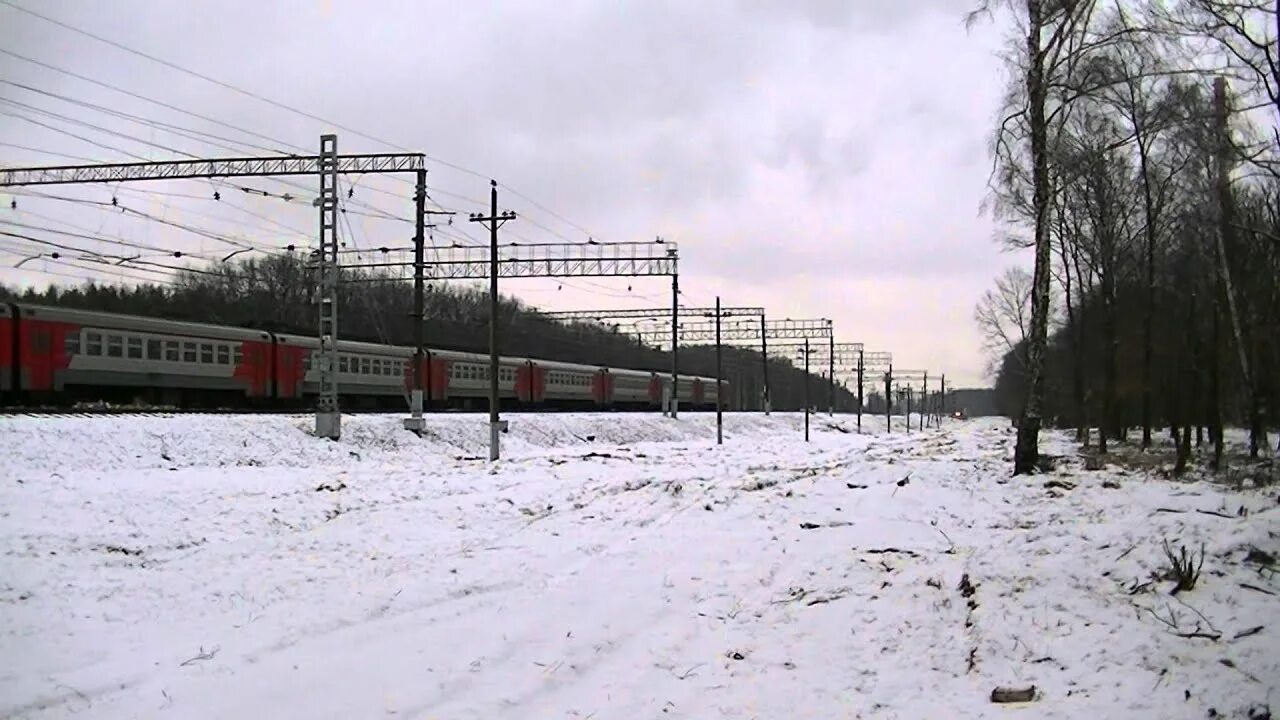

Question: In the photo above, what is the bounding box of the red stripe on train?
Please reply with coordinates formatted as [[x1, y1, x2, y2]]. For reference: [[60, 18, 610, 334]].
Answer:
[[275, 345, 307, 399], [0, 316, 13, 390], [17, 319, 78, 391], [515, 363, 546, 403], [403, 356, 451, 401], [591, 370, 614, 405], [232, 340, 273, 397]]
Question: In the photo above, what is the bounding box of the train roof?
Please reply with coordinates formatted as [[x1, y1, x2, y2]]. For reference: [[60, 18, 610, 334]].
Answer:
[[11, 303, 272, 343]]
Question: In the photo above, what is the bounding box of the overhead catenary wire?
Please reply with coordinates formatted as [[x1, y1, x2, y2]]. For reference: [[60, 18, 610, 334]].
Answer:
[[0, 4, 619, 251], [2, 8, 693, 313]]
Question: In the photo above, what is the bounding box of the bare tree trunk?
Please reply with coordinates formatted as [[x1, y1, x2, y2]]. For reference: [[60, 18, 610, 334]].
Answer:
[[1055, 210, 1087, 442], [1101, 271, 1119, 452], [1137, 130, 1158, 450], [1014, 0, 1053, 475], [1069, 229, 1092, 446], [1211, 301, 1225, 470]]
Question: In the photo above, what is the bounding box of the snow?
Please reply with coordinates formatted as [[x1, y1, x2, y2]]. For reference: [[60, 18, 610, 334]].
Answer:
[[1, 412, 1276, 719]]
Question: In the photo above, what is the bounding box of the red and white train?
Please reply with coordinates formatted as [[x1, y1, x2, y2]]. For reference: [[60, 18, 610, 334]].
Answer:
[[0, 303, 721, 410]]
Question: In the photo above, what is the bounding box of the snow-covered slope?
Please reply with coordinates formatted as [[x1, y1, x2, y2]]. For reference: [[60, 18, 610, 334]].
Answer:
[[1, 413, 1275, 719]]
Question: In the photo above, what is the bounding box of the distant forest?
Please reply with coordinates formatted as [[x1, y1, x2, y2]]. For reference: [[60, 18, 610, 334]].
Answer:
[[1, 253, 862, 411]]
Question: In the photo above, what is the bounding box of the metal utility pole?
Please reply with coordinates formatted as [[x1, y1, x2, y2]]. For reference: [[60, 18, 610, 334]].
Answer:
[[404, 172, 455, 434], [760, 313, 770, 415], [315, 134, 341, 440], [856, 350, 864, 432], [804, 338, 811, 442], [940, 374, 947, 422], [670, 242, 680, 419], [921, 372, 928, 431], [405, 168, 428, 434], [905, 387, 912, 433], [884, 363, 892, 433], [828, 328, 835, 416], [469, 180, 517, 461], [716, 296, 723, 444]]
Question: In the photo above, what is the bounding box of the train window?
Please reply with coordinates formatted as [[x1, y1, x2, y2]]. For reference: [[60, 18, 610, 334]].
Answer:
[[165, 341, 179, 362], [85, 332, 102, 356], [127, 337, 143, 359], [339, 356, 349, 373], [146, 339, 161, 359], [106, 335, 123, 358], [372, 360, 383, 376], [360, 358, 371, 375], [200, 344, 214, 364], [183, 342, 197, 363], [216, 346, 230, 365], [232, 347, 242, 365], [65, 333, 80, 356]]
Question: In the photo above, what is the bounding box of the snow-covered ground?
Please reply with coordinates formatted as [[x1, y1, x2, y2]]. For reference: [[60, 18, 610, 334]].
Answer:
[[1, 412, 1276, 719]]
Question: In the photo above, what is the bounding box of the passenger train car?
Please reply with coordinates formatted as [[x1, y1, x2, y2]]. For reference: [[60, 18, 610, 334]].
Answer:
[[0, 303, 721, 410]]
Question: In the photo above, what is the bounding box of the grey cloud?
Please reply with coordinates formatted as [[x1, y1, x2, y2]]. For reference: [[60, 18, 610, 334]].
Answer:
[[0, 0, 1014, 385]]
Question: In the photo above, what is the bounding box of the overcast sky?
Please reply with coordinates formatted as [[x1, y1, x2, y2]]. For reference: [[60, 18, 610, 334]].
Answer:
[[0, 0, 1021, 387]]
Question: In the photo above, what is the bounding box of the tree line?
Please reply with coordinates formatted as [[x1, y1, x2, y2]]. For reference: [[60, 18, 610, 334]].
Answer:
[[1, 252, 859, 411], [973, 0, 1279, 472]]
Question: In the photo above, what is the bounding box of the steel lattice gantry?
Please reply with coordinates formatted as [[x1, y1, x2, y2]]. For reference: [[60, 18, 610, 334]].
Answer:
[[0, 145, 428, 441], [0, 153, 426, 187], [538, 306, 763, 323], [539, 306, 770, 413], [778, 341, 865, 366], [341, 241, 677, 280], [632, 318, 831, 344], [633, 318, 837, 415]]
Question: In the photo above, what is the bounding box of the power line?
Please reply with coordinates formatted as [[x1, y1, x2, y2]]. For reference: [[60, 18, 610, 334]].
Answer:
[[0, 96, 198, 157], [0, 141, 102, 163], [0, 254, 179, 286], [0, 4, 615, 250], [1, 110, 151, 161], [0, 79, 286, 156], [5, 190, 263, 250], [0, 47, 302, 155]]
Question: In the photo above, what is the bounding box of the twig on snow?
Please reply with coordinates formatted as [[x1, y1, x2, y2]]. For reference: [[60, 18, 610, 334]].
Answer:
[[929, 520, 956, 553], [1172, 595, 1219, 634], [805, 589, 851, 606], [675, 663, 704, 679], [1174, 631, 1221, 640], [54, 683, 90, 708], [1232, 625, 1264, 641], [1239, 583, 1275, 596], [179, 645, 220, 667]]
